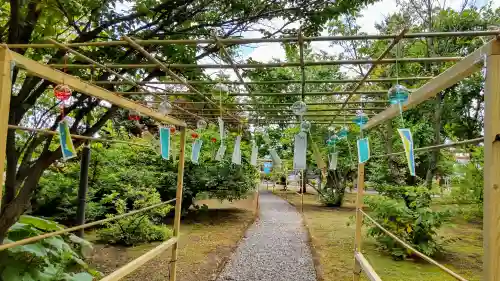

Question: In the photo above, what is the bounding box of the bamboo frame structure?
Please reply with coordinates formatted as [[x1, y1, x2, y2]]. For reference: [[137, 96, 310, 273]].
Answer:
[[2, 29, 500, 281], [0, 46, 188, 281], [351, 38, 500, 281]]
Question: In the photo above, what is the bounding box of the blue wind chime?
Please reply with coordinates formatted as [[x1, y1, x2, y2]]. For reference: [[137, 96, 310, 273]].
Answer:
[[354, 96, 370, 164]]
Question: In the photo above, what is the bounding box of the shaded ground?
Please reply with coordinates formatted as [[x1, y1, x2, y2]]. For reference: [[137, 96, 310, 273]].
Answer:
[[274, 190, 482, 281], [88, 194, 257, 281], [217, 190, 316, 281]]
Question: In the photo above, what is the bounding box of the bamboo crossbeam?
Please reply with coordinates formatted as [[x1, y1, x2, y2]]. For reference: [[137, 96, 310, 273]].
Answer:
[[7, 31, 499, 48], [116, 90, 390, 96], [354, 252, 382, 281], [0, 198, 176, 251], [361, 210, 469, 281], [91, 77, 434, 85], [7, 49, 187, 127], [299, 30, 306, 100], [100, 237, 178, 281], [335, 28, 407, 124], [49, 57, 463, 69], [152, 101, 389, 106], [121, 36, 242, 124], [8, 125, 152, 147], [364, 39, 499, 130], [371, 137, 484, 158], [172, 107, 383, 112], [47, 39, 204, 122]]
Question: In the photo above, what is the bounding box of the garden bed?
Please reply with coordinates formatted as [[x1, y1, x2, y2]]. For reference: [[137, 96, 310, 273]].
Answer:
[[274, 190, 482, 281], [87, 195, 257, 281]]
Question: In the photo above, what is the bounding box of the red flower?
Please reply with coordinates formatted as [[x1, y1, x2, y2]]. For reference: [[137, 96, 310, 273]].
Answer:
[[211, 137, 217, 143], [191, 132, 199, 139], [169, 127, 176, 133]]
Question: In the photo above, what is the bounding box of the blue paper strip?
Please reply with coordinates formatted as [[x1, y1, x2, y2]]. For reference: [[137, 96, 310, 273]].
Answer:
[[398, 128, 416, 176], [357, 137, 370, 164], [58, 120, 76, 161], [160, 127, 170, 160], [191, 139, 203, 164]]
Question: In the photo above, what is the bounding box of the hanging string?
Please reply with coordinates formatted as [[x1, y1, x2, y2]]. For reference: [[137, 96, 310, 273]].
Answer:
[[395, 42, 406, 127], [61, 55, 68, 119]]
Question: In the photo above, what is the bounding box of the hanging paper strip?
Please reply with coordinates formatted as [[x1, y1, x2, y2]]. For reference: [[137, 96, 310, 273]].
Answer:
[[191, 139, 203, 164], [329, 152, 338, 170], [357, 138, 370, 163], [232, 136, 242, 165], [398, 128, 416, 176], [160, 127, 170, 160], [269, 148, 282, 169], [251, 142, 258, 166], [218, 117, 224, 139], [58, 119, 77, 161], [215, 144, 226, 161], [293, 132, 307, 170]]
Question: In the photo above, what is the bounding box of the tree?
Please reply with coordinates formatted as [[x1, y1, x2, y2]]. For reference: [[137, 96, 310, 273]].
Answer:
[[1, 0, 376, 241]]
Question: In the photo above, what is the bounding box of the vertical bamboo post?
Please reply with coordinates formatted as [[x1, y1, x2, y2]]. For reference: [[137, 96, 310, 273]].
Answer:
[[0, 48, 12, 207], [353, 163, 365, 281], [301, 169, 304, 213], [483, 42, 500, 281], [170, 127, 186, 281]]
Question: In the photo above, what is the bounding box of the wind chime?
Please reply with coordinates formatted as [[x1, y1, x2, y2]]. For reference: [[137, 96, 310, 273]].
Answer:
[[191, 119, 206, 164], [54, 56, 76, 161], [159, 99, 175, 161], [390, 42, 415, 176], [354, 95, 370, 164], [292, 100, 307, 171]]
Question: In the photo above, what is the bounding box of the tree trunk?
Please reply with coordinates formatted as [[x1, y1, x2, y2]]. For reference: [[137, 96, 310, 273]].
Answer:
[[300, 170, 307, 193]]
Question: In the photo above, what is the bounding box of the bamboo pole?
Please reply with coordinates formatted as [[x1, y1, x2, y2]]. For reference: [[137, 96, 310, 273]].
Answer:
[[7, 30, 499, 48], [47, 39, 204, 121], [0, 198, 176, 251], [92, 77, 434, 85], [353, 163, 365, 281], [371, 137, 484, 159], [100, 237, 178, 281], [361, 210, 468, 281], [117, 90, 389, 96], [170, 127, 187, 281], [354, 252, 382, 281], [121, 36, 242, 125], [176, 107, 383, 112], [8, 125, 151, 147], [151, 101, 390, 106], [483, 41, 500, 281], [48, 57, 464, 69], [0, 48, 12, 207]]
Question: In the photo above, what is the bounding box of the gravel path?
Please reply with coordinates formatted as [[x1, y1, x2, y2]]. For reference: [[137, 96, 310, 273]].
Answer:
[[216, 190, 317, 281]]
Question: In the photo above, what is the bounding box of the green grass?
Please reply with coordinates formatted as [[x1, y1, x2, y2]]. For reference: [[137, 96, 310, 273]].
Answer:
[[274, 190, 482, 281]]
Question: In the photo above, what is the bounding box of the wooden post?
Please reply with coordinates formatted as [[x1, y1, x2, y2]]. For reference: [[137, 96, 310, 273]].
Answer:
[[0, 48, 12, 207], [353, 163, 365, 281], [170, 127, 186, 281], [301, 169, 304, 213], [483, 41, 500, 281]]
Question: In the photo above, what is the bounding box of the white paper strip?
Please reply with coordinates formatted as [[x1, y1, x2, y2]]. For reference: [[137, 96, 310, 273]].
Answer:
[[215, 144, 226, 161], [269, 148, 282, 169], [218, 117, 224, 140], [251, 142, 258, 166], [293, 132, 307, 170], [232, 136, 242, 165], [329, 152, 338, 170]]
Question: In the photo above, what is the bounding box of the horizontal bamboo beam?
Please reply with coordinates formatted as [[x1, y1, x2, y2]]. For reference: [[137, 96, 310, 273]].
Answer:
[[0, 198, 176, 251], [364, 39, 499, 130], [151, 101, 389, 106], [372, 137, 484, 158], [354, 252, 382, 281], [7, 49, 187, 127], [361, 210, 468, 281], [92, 76, 434, 85], [100, 237, 178, 281], [49, 57, 463, 69], [172, 107, 383, 112], [7, 31, 499, 48], [117, 91, 390, 96], [8, 125, 151, 147]]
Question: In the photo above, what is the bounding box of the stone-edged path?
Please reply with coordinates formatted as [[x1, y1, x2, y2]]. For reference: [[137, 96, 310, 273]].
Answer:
[[216, 190, 316, 281]]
